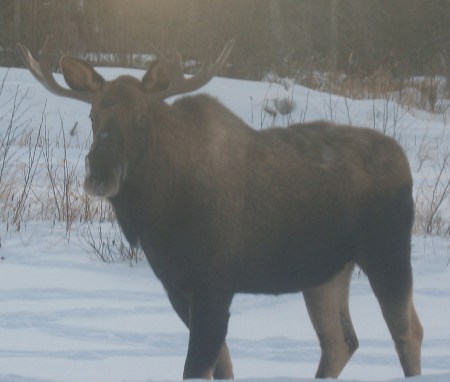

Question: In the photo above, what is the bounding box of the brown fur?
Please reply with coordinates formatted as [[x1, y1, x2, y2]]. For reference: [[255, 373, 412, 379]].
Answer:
[[34, 56, 424, 379]]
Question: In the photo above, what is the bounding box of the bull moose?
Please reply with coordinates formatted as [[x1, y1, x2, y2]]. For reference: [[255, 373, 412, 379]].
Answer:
[[17, 37, 423, 379]]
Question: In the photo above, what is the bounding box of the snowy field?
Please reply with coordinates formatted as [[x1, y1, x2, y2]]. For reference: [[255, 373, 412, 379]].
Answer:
[[0, 65, 450, 382]]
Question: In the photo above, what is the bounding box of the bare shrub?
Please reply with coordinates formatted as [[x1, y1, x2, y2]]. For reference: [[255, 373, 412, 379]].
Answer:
[[41, 115, 85, 237], [414, 144, 450, 236], [371, 97, 404, 140], [10, 104, 45, 231], [77, 221, 143, 265], [261, 76, 297, 128], [0, 83, 30, 184]]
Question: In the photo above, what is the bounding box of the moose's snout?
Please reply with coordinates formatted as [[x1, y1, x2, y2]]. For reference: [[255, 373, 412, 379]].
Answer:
[[84, 175, 114, 197], [83, 151, 123, 198]]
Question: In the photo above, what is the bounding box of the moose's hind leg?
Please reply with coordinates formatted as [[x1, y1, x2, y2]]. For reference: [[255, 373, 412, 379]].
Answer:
[[363, 258, 423, 377], [303, 263, 359, 378], [360, 218, 423, 377]]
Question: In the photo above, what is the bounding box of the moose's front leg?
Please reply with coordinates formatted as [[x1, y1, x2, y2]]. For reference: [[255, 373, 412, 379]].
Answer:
[[183, 290, 232, 379]]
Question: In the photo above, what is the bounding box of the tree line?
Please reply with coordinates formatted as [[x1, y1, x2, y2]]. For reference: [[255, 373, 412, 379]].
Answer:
[[1, 0, 449, 80]]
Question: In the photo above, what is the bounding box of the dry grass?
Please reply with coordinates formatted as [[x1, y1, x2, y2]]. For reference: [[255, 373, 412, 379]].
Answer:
[[297, 68, 450, 115]]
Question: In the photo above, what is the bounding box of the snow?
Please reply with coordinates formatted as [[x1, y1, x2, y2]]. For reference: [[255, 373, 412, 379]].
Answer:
[[1, 65, 450, 382]]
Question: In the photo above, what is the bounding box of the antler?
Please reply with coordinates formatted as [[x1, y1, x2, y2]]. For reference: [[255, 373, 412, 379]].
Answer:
[[16, 36, 92, 103], [147, 39, 235, 102]]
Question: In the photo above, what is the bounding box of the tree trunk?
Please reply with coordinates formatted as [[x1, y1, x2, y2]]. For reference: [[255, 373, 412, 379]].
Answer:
[[269, 0, 286, 74], [329, 0, 339, 71], [14, 0, 22, 42]]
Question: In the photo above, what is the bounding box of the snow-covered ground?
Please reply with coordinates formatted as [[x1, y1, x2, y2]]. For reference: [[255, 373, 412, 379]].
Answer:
[[0, 65, 450, 382]]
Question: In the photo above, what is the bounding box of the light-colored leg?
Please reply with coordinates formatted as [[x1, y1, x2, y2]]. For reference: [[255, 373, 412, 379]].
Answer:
[[377, 292, 423, 377], [213, 343, 234, 379], [303, 263, 359, 378], [361, 246, 423, 377]]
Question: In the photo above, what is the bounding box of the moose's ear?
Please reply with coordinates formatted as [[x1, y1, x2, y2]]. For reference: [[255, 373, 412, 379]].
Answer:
[[60, 56, 105, 92], [142, 60, 170, 93]]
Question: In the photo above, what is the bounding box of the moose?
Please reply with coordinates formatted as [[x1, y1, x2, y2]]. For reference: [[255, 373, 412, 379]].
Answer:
[[17, 37, 423, 379]]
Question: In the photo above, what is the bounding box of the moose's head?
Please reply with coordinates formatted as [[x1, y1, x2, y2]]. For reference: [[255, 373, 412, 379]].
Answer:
[[17, 37, 234, 197]]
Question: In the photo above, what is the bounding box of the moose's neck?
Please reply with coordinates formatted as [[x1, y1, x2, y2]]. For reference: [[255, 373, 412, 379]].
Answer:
[[108, 102, 196, 249]]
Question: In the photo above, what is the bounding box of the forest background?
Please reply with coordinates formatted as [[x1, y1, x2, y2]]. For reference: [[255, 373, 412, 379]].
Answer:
[[1, 0, 449, 85]]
